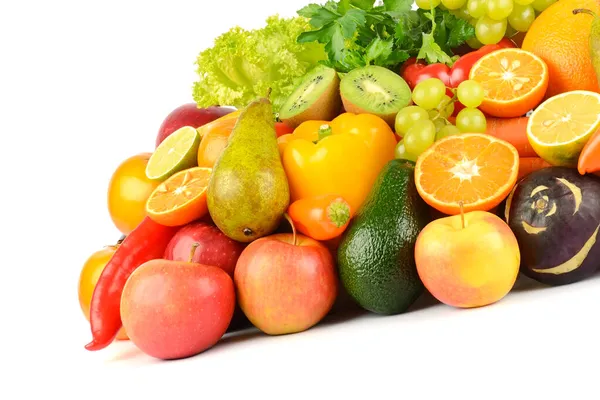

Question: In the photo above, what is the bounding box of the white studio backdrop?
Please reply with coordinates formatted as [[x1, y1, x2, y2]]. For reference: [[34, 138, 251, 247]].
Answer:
[[1, 1, 599, 399]]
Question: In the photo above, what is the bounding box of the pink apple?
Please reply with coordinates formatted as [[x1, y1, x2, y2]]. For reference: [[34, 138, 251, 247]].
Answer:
[[234, 233, 339, 335], [155, 104, 235, 147], [120, 257, 236, 360], [164, 221, 245, 277]]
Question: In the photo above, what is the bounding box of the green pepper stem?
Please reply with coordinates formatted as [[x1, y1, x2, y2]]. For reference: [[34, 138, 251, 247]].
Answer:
[[327, 199, 351, 228], [318, 124, 333, 141], [188, 242, 200, 263]]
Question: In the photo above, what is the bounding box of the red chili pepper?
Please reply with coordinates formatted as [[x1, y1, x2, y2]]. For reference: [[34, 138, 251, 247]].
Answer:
[[578, 130, 600, 175], [85, 217, 180, 351]]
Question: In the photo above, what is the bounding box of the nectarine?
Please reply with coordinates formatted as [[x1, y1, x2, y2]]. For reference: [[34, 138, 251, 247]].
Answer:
[[415, 210, 520, 309]]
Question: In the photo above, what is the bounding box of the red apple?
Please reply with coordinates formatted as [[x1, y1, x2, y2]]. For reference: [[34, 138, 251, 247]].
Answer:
[[164, 221, 245, 277], [234, 232, 338, 335], [155, 104, 235, 147], [120, 248, 235, 360]]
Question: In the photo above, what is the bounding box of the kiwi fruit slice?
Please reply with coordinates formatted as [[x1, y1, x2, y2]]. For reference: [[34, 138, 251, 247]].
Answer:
[[340, 65, 412, 127], [278, 65, 342, 128]]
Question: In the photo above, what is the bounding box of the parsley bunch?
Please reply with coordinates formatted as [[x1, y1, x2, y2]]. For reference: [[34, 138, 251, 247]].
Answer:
[[297, 0, 475, 73]]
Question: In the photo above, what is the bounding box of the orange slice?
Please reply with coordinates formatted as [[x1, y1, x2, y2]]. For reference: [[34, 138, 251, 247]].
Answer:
[[146, 167, 212, 226], [468, 48, 549, 118], [415, 133, 520, 215]]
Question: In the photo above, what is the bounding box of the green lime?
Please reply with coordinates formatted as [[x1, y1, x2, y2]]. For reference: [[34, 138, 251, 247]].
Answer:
[[146, 126, 201, 181]]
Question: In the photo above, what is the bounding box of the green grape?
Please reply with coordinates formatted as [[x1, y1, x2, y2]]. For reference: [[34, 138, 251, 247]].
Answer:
[[433, 117, 448, 133], [486, 0, 514, 20], [436, 124, 462, 141], [453, 5, 472, 20], [457, 80, 485, 108], [437, 95, 455, 119], [404, 120, 436, 156], [456, 108, 487, 133], [467, 0, 488, 18], [416, 0, 442, 9], [412, 78, 447, 110], [508, 4, 535, 32], [394, 140, 418, 162], [514, 0, 534, 5], [531, 0, 556, 12], [395, 106, 430, 136], [466, 36, 484, 49], [475, 16, 508, 45], [441, 0, 467, 10]]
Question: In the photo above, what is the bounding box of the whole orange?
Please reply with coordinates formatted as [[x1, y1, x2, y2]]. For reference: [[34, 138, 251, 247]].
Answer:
[[107, 153, 160, 234], [78, 243, 128, 340], [522, 0, 600, 98]]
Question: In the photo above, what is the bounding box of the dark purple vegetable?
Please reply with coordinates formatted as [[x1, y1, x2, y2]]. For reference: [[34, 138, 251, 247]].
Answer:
[[504, 167, 600, 286]]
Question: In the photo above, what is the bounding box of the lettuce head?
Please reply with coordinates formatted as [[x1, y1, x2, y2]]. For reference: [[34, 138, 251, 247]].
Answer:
[[192, 15, 327, 112]]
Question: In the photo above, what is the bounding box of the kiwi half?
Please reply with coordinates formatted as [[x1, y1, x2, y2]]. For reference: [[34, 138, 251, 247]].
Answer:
[[340, 65, 412, 127], [278, 65, 342, 128]]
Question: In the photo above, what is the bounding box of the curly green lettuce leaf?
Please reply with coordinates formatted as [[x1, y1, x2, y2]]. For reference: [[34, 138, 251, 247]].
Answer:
[[192, 15, 327, 111]]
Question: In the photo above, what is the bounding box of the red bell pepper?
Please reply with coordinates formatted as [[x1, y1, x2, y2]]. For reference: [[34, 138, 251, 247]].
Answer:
[[400, 37, 517, 90]]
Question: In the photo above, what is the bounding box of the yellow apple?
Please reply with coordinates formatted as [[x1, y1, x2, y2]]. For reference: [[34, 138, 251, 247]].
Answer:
[[415, 210, 521, 309]]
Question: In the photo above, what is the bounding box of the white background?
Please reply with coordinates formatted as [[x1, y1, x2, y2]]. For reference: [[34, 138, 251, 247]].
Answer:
[[2, 0, 600, 399]]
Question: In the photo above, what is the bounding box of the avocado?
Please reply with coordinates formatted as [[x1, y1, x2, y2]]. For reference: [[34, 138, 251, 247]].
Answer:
[[337, 159, 431, 315]]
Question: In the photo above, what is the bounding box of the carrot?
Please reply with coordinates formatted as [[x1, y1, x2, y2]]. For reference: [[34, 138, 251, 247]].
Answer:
[[517, 157, 552, 181], [485, 117, 538, 158]]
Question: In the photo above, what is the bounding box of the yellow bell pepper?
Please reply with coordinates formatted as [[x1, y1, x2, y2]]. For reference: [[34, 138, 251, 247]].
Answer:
[[281, 113, 398, 213]]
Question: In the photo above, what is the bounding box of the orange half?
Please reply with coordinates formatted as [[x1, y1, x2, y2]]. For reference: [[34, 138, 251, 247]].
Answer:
[[146, 167, 212, 226], [469, 48, 549, 118], [415, 133, 520, 215]]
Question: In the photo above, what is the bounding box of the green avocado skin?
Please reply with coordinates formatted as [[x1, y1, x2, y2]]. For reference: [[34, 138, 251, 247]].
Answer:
[[337, 159, 431, 315]]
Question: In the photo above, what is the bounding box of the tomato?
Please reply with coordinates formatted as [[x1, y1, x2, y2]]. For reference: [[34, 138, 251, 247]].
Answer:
[[287, 194, 353, 241], [107, 153, 160, 235], [78, 241, 128, 340], [275, 121, 294, 137], [402, 60, 452, 89]]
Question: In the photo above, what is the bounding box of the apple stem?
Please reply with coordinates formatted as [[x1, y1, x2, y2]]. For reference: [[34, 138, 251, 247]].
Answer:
[[459, 201, 465, 229], [188, 242, 200, 263], [117, 235, 126, 245], [283, 213, 297, 246]]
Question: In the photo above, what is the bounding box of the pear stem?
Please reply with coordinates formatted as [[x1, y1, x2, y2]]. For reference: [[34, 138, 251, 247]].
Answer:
[[265, 88, 272, 100], [188, 242, 200, 263], [459, 201, 465, 229], [573, 8, 597, 17], [283, 213, 297, 246]]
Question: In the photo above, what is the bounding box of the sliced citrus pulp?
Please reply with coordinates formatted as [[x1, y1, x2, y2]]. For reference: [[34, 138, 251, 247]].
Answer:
[[146, 126, 200, 181], [146, 167, 212, 226], [415, 133, 519, 215], [469, 48, 549, 118], [527, 90, 600, 168]]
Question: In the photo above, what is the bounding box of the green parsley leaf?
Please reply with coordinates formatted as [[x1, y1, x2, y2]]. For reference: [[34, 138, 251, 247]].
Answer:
[[383, 0, 414, 13], [338, 8, 368, 37]]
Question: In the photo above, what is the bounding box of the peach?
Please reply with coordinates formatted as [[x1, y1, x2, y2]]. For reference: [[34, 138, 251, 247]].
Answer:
[[415, 210, 521, 308]]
